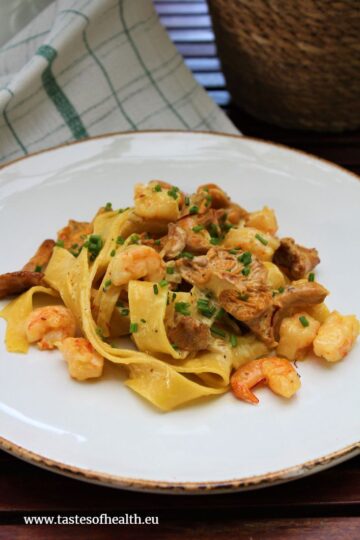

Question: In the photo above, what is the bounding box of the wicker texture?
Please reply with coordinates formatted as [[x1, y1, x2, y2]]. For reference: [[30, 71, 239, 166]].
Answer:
[[208, 0, 360, 132]]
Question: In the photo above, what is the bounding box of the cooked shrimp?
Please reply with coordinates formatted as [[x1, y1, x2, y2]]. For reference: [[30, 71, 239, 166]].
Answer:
[[231, 356, 301, 404], [277, 312, 320, 361], [134, 181, 182, 221], [177, 215, 211, 254], [25, 305, 76, 350], [197, 183, 230, 208], [57, 337, 104, 380], [313, 311, 360, 362], [109, 245, 165, 286], [223, 227, 280, 261], [245, 206, 278, 235]]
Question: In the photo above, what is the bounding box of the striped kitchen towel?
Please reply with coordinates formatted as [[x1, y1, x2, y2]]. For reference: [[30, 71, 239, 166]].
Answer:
[[0, 0, 238, 164]]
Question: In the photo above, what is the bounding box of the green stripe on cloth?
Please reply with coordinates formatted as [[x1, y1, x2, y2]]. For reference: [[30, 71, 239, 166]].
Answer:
[[62, 9, 137, 129], [36, 44, 88, 140], [118, 0, 191, 129], [2, 88, 28, 155]]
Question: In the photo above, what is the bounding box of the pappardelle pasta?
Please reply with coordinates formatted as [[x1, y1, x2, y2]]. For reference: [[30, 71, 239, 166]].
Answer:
[[0, 181, 358, 411]]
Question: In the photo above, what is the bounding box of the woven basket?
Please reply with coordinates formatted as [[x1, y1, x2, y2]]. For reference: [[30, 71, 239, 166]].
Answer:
[[208, 0, 360, 132]]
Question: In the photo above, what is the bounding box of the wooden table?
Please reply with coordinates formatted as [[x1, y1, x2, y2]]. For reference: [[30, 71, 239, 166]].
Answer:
[[1, 1, 359, 538]]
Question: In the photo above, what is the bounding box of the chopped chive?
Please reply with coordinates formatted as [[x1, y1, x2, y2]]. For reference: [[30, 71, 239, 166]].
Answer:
[[154, 239, 161, 246], [116, 236, 125, 245], [110, 249, 116, 257], [308, 273, 315, 282], [230, 334, 238, 348], [238, 293, 249, 301], [197, 298, 216, 318], [118, 207, 129, 214], [159, 279, 168, 287], [189, 205, 199, 215], [192, 225, 205, 233], [105, 202, 112, 211], [229, 249, 238, 255], [210, 237, 221, 245], [205, 194, 212, 207], [96, 326, 103, 337], [180, 251, 194, 260], [175, 302, 191, 316], [171, 343, 179, 350], [222, 222, 233, 233], [55, 239, 65, 248], [129, 234, 140, 245], [130, 322, 138, 333], [116, 300, 124, 307], [185, 196, 190, 206], [153, 284, 159, 295], [71, 243, 78, 249], [278, 286, 285, 293], [242, 266, 251, 276], [238, 251, 252, 265], [84, 234, 103, 261], [103, 279, 112, 290], [153, 184, 162, 192], [120, 308, 129, 316], [168, 186, 179, 200], [166, 266, 175, 274], [208, 224, 219, 238], [172, 292, 177, 302], [215, 308, 226, 320], [34, 265, 42, 273], [140, 318, 146, 323], [255, 233, 268, 246], [210, 325, 226, 339], [299, 315, 309, 328]]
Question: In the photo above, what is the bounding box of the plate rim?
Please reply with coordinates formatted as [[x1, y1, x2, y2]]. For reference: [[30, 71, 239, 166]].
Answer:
[[1, 435, 359, 494], [1, 129, 359, 184], [0, 129, 359, 494]]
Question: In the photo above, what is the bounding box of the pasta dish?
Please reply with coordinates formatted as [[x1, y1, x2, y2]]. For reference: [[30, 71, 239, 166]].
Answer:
[[0, 181, 358, 410]]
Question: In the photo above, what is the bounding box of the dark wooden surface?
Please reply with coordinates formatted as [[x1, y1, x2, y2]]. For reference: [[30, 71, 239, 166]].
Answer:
[[1, 1, 359, 537]]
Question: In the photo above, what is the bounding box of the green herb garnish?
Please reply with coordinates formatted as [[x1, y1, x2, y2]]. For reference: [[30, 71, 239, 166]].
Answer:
[[197, 298, 216, 318], [299, 315, 309, 328], [210, 325, 226, 339], [255, 233, 268, 246], [84, 235, 103, 261], [192, 225, 205, 233], [175, 302, 191, 316], [238, 251, 252, 265]]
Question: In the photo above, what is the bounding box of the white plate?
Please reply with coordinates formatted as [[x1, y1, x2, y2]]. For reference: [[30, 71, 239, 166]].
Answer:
[[0, 131, 359, 493]]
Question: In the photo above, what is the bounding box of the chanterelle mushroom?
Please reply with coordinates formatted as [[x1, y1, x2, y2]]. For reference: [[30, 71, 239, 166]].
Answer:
[[273, 237, 320, 280], [177, 249, 329, 347]]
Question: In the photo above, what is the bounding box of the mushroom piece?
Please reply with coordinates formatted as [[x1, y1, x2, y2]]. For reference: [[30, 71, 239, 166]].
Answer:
[[273, 237, 320, 280]]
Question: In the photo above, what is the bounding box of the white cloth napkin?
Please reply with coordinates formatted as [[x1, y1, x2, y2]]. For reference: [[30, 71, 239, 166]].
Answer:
[[0, 0, 238, 164]]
